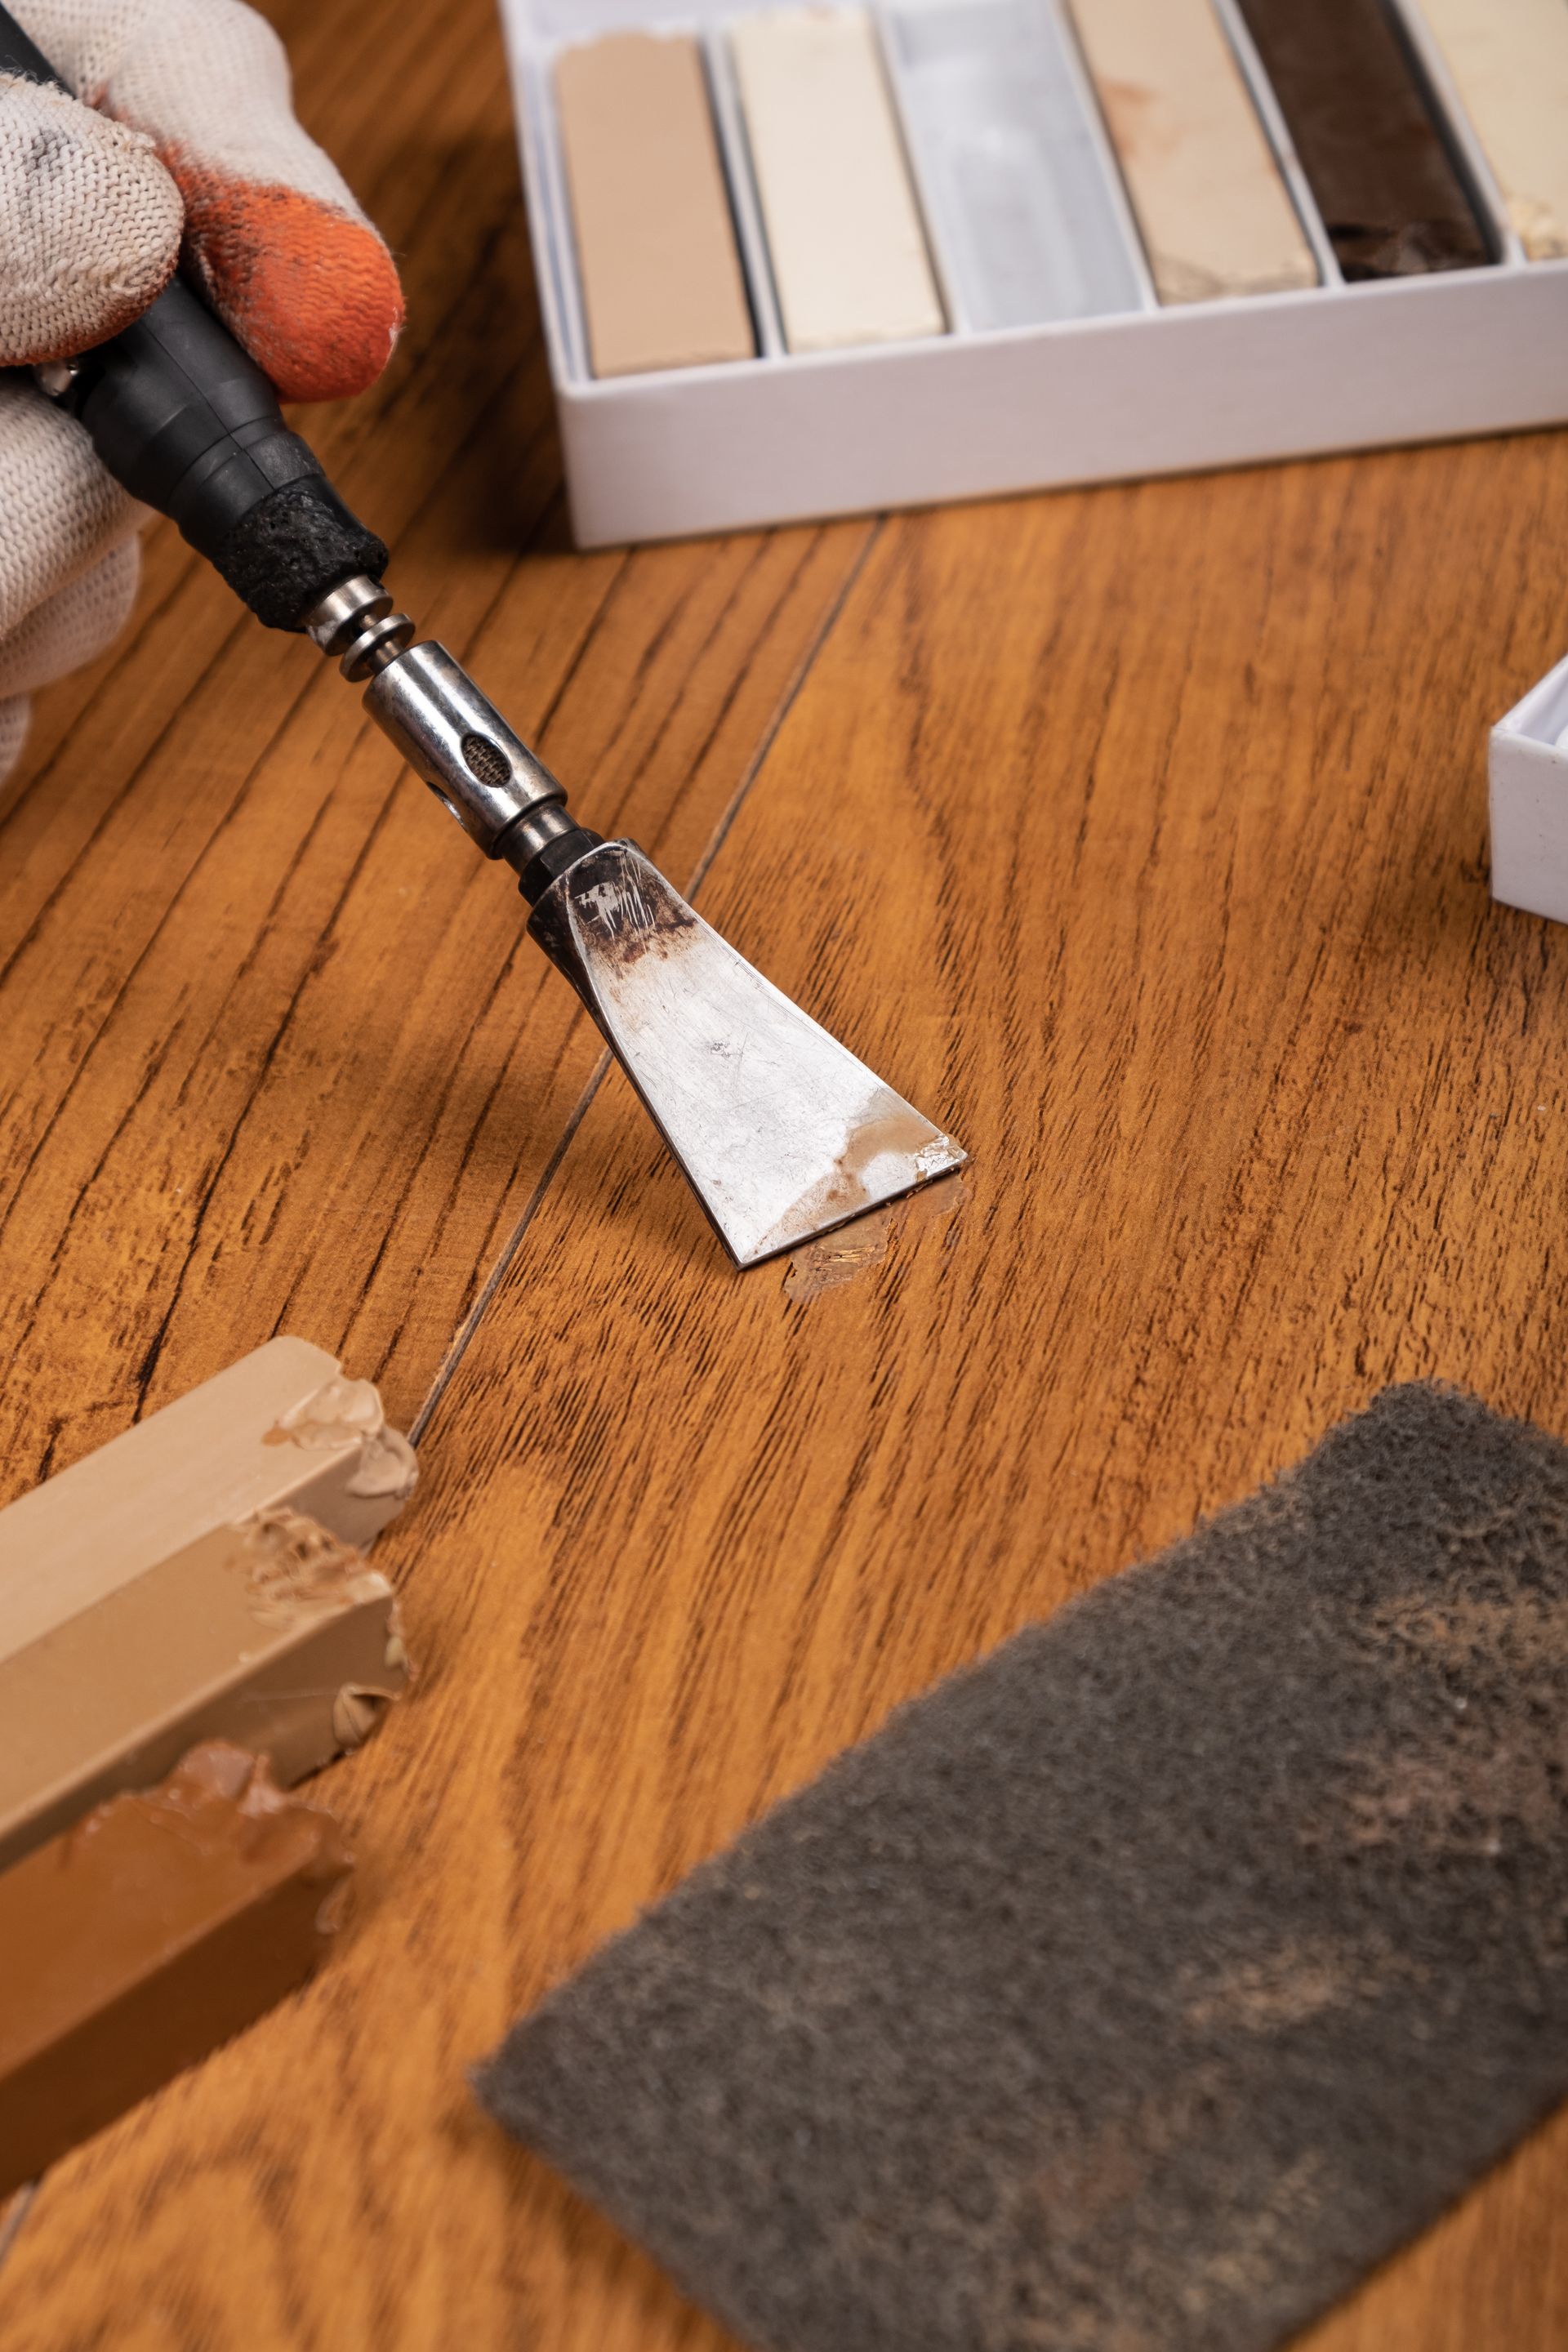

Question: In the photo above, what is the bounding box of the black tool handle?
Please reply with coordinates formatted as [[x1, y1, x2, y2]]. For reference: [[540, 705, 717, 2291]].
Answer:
[[0, 3, 386, 630], [0, 3, 51, 79]]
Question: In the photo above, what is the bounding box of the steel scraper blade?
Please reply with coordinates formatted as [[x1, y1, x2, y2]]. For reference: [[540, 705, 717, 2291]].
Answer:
[[528, 841, 965, 1267]]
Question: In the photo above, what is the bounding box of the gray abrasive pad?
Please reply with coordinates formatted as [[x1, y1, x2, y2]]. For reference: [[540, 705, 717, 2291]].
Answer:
[[479, 1385, 1568, 2352]]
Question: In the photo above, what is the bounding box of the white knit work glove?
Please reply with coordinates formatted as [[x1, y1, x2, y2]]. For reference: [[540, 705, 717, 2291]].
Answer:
[[0, 0, 404, 782]]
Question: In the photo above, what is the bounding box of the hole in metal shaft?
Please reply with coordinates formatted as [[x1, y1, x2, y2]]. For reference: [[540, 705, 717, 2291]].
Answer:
[[461, 733, 512, 791], [425, 783, 466, 828]]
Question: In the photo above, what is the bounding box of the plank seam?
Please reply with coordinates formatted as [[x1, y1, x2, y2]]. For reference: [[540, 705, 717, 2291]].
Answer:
[[0, 2185, 36, 2287], [408, 516, 885, 1450], [0, 516, 884, 2287]]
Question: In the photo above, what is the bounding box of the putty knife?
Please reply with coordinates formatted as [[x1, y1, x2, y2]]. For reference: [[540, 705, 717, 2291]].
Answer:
[[0, 8, 964, 1269]]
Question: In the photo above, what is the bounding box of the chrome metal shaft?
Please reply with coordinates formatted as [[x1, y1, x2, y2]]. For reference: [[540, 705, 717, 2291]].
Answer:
[[303, 577, 966, 1267], [305, 574, 581, 871]]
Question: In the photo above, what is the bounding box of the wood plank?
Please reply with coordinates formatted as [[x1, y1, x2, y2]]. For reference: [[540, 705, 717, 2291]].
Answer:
[[8, 425, 1568, 2348], [0, 0, 872, 1498]]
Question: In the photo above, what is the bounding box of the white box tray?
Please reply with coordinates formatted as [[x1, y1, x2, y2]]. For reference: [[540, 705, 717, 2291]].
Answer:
[[498, 0, 1568, 548], [1491, 656, 1568, 926]]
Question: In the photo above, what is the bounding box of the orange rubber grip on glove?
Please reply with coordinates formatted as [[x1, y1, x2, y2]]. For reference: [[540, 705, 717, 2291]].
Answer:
[[0, 2, 385, 629]]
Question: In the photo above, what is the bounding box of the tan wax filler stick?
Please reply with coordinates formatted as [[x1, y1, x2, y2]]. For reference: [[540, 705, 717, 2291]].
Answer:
[[556, 32, 755, 376], [0, 1339, 416, 1870]]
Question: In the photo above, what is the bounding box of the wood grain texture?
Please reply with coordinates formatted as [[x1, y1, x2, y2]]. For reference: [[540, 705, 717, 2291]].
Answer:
[[0, 0, 871, 1489], [6, 0, 1568, 2340], [8, 399, 1568, 2345]]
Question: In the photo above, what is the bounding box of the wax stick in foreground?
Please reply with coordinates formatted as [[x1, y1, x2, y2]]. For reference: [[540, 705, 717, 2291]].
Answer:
[[0, 1335, 416, 1659], [0, 1338, 416, 1869], [0, 1745, 351, 2197], [0, 1508, 408, 1870]]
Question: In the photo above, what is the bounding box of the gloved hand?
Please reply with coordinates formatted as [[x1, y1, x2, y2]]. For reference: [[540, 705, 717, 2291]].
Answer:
[[0, 0, 404, 782]]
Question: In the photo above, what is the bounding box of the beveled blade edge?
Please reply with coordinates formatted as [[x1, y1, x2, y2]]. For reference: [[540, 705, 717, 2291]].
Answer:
[[531, 842, 968, 1267]]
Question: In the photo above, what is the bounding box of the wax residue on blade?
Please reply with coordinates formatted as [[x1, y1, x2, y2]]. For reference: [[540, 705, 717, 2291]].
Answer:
[[756, 1089, 965, 1262]]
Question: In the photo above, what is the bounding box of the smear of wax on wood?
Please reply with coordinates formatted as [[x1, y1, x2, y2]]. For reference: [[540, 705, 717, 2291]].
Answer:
[[783, 1174, 964, 1303]]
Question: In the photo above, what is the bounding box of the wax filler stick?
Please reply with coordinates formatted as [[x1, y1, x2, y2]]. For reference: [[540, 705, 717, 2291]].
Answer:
[[0, 1744, 351, 2196], [0, 1508, 408, 1872], [1419, 0, 1568, 261], [1065, 0, 1319, 304], [0, 1338, 416, 1867], [1235, 0, 1490, 279], [481, 1384, 1568, 2352], [729, 8, 946, 353], [555, 33, 755, 377], [0, 7, 962, 1271]]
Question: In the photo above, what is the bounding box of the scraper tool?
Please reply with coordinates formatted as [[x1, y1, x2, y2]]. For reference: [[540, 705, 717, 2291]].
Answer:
[[0, 7, 964, 1269]]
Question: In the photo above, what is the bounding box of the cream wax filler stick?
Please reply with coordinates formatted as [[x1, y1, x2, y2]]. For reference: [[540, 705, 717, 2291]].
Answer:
[[729, 7, 947, 352], [0, 10, 962, 1271], [1416, 0, 1568, 261]]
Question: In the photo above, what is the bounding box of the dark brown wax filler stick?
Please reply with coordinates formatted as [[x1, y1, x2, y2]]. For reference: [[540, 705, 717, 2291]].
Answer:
[[1235, 0, 1490, 279], [0, 1744, 351, 2197], [0, 11, 961, 1272]]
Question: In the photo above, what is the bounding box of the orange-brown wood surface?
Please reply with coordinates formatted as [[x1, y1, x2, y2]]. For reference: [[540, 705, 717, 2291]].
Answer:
[[3, 0, 1568, 2345]]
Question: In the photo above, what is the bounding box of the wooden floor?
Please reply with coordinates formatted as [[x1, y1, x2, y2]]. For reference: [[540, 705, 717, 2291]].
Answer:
[[5, 0, 1568, 2344]]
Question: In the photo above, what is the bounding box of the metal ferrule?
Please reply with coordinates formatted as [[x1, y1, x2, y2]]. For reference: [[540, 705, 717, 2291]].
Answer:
[[305, 576, 580, 865], [362, 641, 571, 859], [307, 576, 386, 654], [305, 574, 413, 679]]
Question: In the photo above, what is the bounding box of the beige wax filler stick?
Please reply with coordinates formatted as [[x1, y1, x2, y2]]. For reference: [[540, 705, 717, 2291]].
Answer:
[[0, 1339, 416, 1871], [1067, 0, 1317, 303]]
